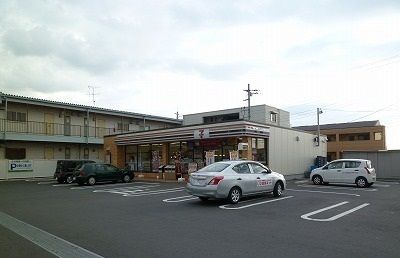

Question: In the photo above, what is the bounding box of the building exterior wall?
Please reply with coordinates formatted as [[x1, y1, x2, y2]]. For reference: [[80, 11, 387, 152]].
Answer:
[[321, 126, 386, 160], [343, 150, 400, 179], [4, 141, 104, 161], [268, 127, 326, 176], [183, 105, 290, 128]]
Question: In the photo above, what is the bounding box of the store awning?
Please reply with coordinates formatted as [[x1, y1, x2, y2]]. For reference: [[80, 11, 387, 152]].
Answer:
[[114, 120, 270, 145]]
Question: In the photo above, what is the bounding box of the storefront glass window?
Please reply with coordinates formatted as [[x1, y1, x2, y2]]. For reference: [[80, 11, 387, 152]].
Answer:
[[151, 144, 163, 172], [181, 141, 194, 163], [138, 144, 151, 172], [168, 142, 180, 164], [251, 138, 267, 165], [126, 145, 138, 171]]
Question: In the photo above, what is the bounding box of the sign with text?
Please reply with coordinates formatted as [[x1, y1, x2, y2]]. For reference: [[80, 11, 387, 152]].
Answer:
[[8, 160, 33, 172], [188, 162, 198, 174], [229, 151, 239, 161], [194, 129, 210, 139], [205, 151, 215, 166]]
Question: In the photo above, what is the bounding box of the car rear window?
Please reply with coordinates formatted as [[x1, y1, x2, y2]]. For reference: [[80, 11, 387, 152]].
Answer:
[[366, 160, 372, 169], [197, 163, 230, 173]]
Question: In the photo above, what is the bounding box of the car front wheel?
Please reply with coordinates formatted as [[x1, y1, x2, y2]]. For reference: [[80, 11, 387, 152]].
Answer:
[[66, 176, 74, 184], [228, 187, 241, 204], [273, 182, 283, 197], [312, 175, 323, 185]]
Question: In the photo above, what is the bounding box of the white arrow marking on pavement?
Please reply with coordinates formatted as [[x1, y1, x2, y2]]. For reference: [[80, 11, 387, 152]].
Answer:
[[219, 196, 294, 210], [163, 195, 199, 203], [286, 189, 360, 197]]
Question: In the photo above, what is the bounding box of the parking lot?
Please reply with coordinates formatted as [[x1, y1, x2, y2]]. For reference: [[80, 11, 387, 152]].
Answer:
[[0, 178, 399, 258]]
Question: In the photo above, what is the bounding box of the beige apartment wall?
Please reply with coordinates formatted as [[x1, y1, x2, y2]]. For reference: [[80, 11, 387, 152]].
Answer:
[[3, 141, 103, 161]]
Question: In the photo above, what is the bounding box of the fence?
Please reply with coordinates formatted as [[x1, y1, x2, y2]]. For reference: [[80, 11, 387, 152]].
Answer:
[[0, 119, 128, 138], [343, 150, 400, 179], [0, 159, 57, 179]]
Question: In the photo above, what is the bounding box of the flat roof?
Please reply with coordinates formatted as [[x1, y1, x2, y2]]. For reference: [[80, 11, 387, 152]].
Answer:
[[293, 120, 381, 131]]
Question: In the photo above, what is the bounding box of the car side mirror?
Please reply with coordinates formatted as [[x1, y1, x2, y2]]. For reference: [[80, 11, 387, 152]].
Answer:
[[262, 169, 271, 174], [322, 166, 328, 170]]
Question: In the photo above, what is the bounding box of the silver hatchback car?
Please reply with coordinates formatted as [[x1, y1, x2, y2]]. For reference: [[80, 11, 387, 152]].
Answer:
[[186, 160, 286, 204]]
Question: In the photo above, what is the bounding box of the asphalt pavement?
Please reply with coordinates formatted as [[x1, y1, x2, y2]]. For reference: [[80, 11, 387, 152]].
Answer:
[[0, 178, 399, 258]]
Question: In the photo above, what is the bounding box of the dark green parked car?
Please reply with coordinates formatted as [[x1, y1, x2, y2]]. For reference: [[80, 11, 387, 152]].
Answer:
[[73, 163, 134, 186]]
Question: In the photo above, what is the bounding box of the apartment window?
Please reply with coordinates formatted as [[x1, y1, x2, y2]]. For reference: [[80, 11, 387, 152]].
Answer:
[[84, 148, 89, 159], [7, 111, 27, 122], [117, 123, 129, 131], [203, 113, 240, 124], [270, 112, 277, 123], [339, 133, 370, 141], [327, 135, 336, 142], [5, 148, 26, 159], [374, 132, 382, 141], [65, 147, 71, 159], [139, 126, 150, 131]]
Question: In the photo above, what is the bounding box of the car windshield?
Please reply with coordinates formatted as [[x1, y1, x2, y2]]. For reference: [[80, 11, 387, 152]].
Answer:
[[197, 163, 230, 173]]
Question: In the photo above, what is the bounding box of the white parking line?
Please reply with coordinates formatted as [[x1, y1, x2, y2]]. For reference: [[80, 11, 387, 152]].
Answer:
[[124, 187, 186, 197], [294, 180, 309, 184], [301, 202, 370, 222], [219, 196, 294, 210], [163, 195, 199, 203], [373, 184, 390, 187], [286, 189, 360, 197], [70, 182, 160, 190], [377, 181, 399, 185], [37, 182, 56, 185], [298, 185, 377, 192], [26, 179, 54, 182], [0, 211, 103, 258]]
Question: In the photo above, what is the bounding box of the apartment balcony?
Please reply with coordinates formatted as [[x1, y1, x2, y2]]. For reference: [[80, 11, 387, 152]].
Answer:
[[0, 119, 129, 144]]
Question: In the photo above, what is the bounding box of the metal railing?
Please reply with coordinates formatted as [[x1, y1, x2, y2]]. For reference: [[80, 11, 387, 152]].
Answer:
[[0, 119, 128, 138]]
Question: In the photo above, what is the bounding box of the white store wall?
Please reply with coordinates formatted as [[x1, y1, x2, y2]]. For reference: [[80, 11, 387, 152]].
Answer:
[[268, 126, 327, 176]]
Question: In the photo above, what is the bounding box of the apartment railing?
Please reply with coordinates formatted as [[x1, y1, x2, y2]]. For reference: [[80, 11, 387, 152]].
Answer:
[[0, 119, 129, 138]]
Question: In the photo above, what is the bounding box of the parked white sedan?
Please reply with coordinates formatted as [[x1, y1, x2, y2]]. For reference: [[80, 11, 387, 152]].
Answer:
[[310, 159, 376, 188], [186, 160, 286, 204]]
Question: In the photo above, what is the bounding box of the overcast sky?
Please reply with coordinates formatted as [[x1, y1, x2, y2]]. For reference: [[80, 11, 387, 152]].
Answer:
[[0, 0, 399, 148]]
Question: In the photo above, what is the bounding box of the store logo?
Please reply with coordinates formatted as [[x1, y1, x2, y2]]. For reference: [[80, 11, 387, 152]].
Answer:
[[194, 129, 210, 139]]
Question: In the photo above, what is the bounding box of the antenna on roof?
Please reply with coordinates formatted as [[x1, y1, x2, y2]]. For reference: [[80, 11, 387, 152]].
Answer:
[[88, 85, 99, 106], [174, 110, 180, 120]]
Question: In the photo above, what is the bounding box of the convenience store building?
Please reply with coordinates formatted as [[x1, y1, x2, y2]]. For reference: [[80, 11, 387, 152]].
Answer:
[[104, 105, 327, 179]]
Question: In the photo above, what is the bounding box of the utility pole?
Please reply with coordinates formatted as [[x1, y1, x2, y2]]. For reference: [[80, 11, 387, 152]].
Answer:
[[317, 108, 323, 146], [243, 84, 259, 121]]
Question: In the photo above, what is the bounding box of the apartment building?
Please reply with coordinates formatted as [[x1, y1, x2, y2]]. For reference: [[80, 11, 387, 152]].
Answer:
[[0, 92, 181, 162], [294, 120, 386, 161]]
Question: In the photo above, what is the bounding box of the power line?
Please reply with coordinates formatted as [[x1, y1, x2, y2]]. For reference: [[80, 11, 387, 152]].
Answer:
[[348, 105, 394, 122]]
